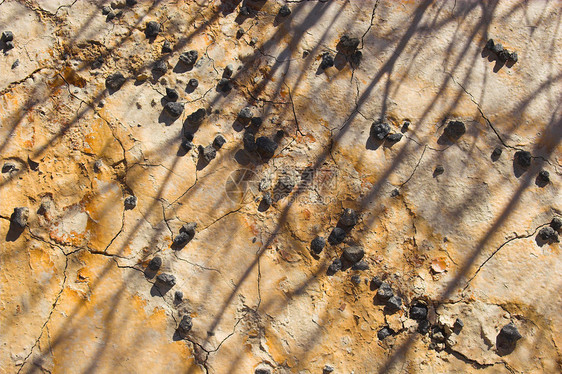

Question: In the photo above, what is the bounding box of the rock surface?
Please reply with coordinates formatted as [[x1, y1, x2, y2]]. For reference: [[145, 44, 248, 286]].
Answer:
[[0, 1, 560, 373]]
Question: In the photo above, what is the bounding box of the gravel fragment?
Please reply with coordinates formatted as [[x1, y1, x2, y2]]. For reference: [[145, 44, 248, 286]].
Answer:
[[186, 108, 206, 124], [327, 258, 342, 274], [550, 217, 562, 231], [164, 102, 184, 118], [11, 207, 29, 228], [377, 282, 393, 301], [213, 134, 226, 149], [256, 136, 277, 159], [105, 73, 126, 91], [338, 208, 358, 228], [239, 107, 253, 119], [145, 21, 160, 38], [162, 40, 172, 53], [342, 246, 365, 264], [410, 302, 428, 320], [148, 256, 162, 271], [514, 150, 532, 169], [496, 322, 522, 351], [311, 236, 326, 254], [377, 326, 394, 340], [165, 87, 178, 101], [351, 260, 369, 270], [178, 315, 192, 336], [327, 227, 346, 245], [370, 121, 391, 140], [199, 144, 217, 162], [152, 60, 168, 75], [278, 5, 291, 17], [386, 133, 403, 143], [179, 50, 198, 66], [320, 53, 334, 69], [156, 273, 176, 287], [444, 120, 466, 140], [124, 196, 137, 210]]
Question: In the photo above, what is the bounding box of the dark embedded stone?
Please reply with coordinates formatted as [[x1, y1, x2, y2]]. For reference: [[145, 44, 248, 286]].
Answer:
[[213, 134, 226, 149], [327, 258, 342, 274], [181, 139, 194, 151], [327, 227, 346, 245], [115, 10, 124, 18], [188, 78, 199, 88], [453, 318, 464, 333], [508, 51, 518, 63], [256, 136, 278, 159], [390, 188, 400, 197], [28, 156, 39, 171], [350, 50, 362, 66], [498, 49, 511, 62], [386, 295, 402, 312], [173, 232, 191, 249], [444, 120, 466, 140], [370, 121, 391, 140], [320, 53, 334, 69], [152, 60, 168, 75], [92, 56, 103, 69], [126, 0, 137, 6], [514, 150, 531, 169], [105, 72, 126, 91], [102, 6, 111, 14], [223, 64, 234, 78], [239, 107, 253, 119], [386, 133, 403, 143], [180, 222, 197, 237], [538, 226, 557, 241], [351, 275, 361, 284], [255, 369, 270, 374], [401, 121, 410, 132], [236, 28, 245, 38], [217, 78, 232, 92], [11, 59, 19, 69], [178, 315, 192, 336], [323, 365, 334, 374], [162, 40, 172, 53], [156, 273, 176, 287], [239, 6, 250, 16], [311, 236, 326, 254], [351, 260, 369, 271], [165, 87, 178, 101], [417, 319, 431, 334], [339, 208, 358, 228], [537, 170, 550, 184], [550, 217, 562, 231], [148, 256, 162, 271], [124, 196, 137, 210], [278, 5, 291, 17], [199, 145, 217, 162], [251, 117, 263, 127], [377, 326, 394, 340], [243, 132, 257, 152], [182, 131, 193, 142], [377, 282, 393, 301], [342, 246, 365, 264], [4, 41, 14, 50], [2, 162, 17, 173], [164, 102, 184, 118], [11, 207, 29, 228], [485, 38, 494, 50], [434, 165, 445, 175], [186, 108, 206, 124], [1, 31, 14, 42], [106, 11, 116, 20], [410, 302, 428, 320], [174, 290, 183, 302], [145, 21, 160, 38], [261, 192, 272, 210], [179, 50, 198, 66], [492, 147, 502, 158], [496, 322, 522, 351], [370, 276, 383, 289], [491, 42, 503, 55], [338, 35, 360, 54]]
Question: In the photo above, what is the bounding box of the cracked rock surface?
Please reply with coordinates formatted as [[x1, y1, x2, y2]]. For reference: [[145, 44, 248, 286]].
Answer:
[[0, 1, 561, 373]]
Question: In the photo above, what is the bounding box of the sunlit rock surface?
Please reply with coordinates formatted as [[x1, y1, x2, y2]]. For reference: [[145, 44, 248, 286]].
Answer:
[[1, 0, 560, 373]]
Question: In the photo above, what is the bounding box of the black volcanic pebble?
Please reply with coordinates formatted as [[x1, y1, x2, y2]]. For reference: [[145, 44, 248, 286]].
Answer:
[[339, 208, 358, 228], [491, 42, 503, 55], [239, 6, 250, 16], [174, 290, 183, 302], [538, 226, 557, 241], [401, 121, 410, 132], [485, 38, 495, 50], [145, 21, 160, 38], [434, 165, 445, 175], [327, 227, 346, 245], [152, 60, 168, 75], [105, 72, 126, 91], [338, 35, 360, 54], [173, 232, 191, 249], [239, 107, 253, 119], [370, 121, 391, 140], [156, 273, 176, 287], [166, 87, 178, 101], [311, 236, 326, 254], [162, 40, 172, 53], [213, 134, 226, 149], [514, 150, 531, 169], [188, 78, 199, 88], [199, 145, 217, 162], [164, 102, 184, 118], [11, 207, 29, 228], [386, 296, 402, 312], [186, 108, 206, 124], [537, 170, 550, 184], [328, 258, 342, 274], [390, 189, 400, 197], [223, 64, 234, 78], [278, 5, 291, 17], [217, 78, 232, 92], [498, 49, 511, 62], [386, 133, 403, 143], [178, 315, 193, 336], [124, 195, 137, 210], [350, 50, 362, 66], [179, 50, 198, 65], [351, 260, 369, 271], [377, 282, 393, 300], [251, 117, 263, 127], [454, 318, 464, 333], [551, 217, 562, 231], [261, 192, 272, 209], [320, 53, 334, 69], [1, 31, 14, 42], [508, 51, 518, 63], [371, 276, 383, 289], [342, 246, 365, 264], [417, 319, 431, 334], [256, 136, 277, 159], [180, 222, 197, 237], [181, 138, 194, 151], [377, 326, 394, 340], [444, 120, 466, 140], [410, 302, 428, 320], [496, 322, 522, 350], [492, 147, 502, 158], [243, 132, 257, 152], [148, 256, 162, 271]]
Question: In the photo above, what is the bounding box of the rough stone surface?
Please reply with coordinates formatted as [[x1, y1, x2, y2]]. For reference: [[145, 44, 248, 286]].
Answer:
[[1, 1, 561, 373]]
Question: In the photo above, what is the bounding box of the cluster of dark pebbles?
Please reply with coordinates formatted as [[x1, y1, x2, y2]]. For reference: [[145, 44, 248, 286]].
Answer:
[[485, 39, 518, 65]]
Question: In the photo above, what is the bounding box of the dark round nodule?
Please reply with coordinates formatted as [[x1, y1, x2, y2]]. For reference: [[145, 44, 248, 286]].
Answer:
[[311, 236, 326, 254]]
